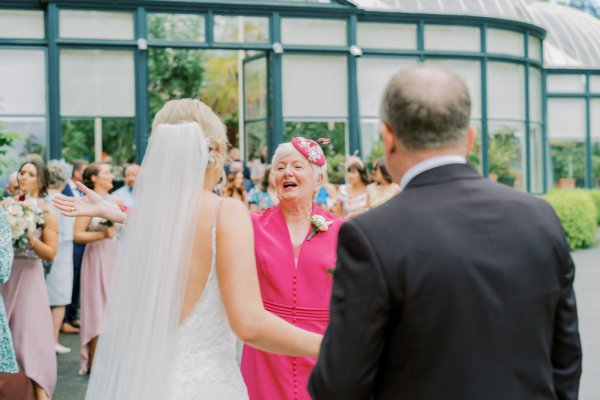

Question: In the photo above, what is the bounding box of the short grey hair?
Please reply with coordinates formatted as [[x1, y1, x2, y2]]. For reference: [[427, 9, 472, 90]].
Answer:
[[47, 163, 68, 189], [271, 142, 325, 184], [379, 66, 471, 151]]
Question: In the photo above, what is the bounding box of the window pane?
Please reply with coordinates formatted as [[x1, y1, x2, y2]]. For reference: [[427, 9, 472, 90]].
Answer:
[[148, 13, 205, 42], [590, 75, 600, 93], [60, 50, 135, 117], [592, 100, 600, 139], [0, 50, 46, 115], [60, 10, 134, 40], [529, 67, 542, 122], [488, 122, 525, 190], [0, 10, 44, 39], [592, 100, 600, 188], [360, 120, 382, 167], [425, 59, 481, 119], [487, 28, 524, 57], [487, 62, 525, 120], [547, 99, 585, 140], [213, 15, 269, 44], [282, 55, 347, 118], [425, 25, 480, 52], [529, 123, 544, 193], [357, 23, 416, 50], [550, 141, 586, 189], [357, 57, 418, 118], [593, 142, 600, 188], [528, 35, 542, 62], [284, 121, 347, 184], [245, 120, 268, 166], [0, 117, 47, 161], [244, 57, 268, 120], [282, 18, 346, 46], [547, 74, 586, 93]]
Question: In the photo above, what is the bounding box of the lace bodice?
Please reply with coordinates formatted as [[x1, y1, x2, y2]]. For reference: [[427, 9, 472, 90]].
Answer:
[[170, 203, 248, 399]]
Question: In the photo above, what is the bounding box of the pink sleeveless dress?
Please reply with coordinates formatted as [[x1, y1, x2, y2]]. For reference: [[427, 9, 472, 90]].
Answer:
[[241, 204, 344, 400]]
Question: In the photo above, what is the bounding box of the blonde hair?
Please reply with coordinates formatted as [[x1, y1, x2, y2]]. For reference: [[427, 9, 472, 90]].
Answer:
[[152, 99, 228, 172]]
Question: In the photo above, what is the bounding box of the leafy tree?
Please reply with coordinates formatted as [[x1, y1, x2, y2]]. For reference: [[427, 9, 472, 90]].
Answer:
[[0, 120, 23, 176]]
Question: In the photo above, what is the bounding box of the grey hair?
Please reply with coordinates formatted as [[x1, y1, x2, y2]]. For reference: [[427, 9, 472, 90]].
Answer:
[[379, 65, 471, 151], [271, 142, 325, 184]]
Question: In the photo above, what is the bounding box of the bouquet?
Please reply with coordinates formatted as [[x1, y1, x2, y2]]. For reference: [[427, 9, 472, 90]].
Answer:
[[2, 195, 45, 249], [88, 217, 114, 232]]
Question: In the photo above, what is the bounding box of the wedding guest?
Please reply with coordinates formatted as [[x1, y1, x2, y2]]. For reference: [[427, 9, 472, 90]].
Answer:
[[225, 147, 252, 191], [367, 158, 400, 209], [112, 163, 139, 208], [241, 137, 345, 400], [248, 167, 277, 212], [2, 172, 18, 199], [250, 145, 268, 185], [73, 163, 118, 375], [45, 162, 75, 354], [334, 158, 369, 218], [309, 66, 582, 400], [0, 161, 58, 400], [62, 159, 88, 334], [0, 207, 17, 373], [225, 171, 249, 207]]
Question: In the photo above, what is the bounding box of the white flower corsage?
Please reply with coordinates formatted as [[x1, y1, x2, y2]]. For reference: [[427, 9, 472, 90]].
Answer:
[[307, 215, 333, 241]]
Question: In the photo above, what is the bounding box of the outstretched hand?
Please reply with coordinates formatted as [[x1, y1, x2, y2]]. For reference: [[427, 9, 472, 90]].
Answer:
[[52, 181, 127, 224]]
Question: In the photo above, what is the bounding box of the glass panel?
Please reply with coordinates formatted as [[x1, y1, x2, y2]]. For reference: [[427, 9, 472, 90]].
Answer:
[[245, 120, 267, 167], [487, 28, 524, 57], [244, 57, 268, 120], [284, 121, 347, 184], [590, 75, 600, 93], [591, 99, 600, 139], [529, 123, 544, 193], [547, 99, 585, 140], [593, 142, 600, 188], [467, 120, 482, 173], [550, 141, 586, 189], [488, 122, 525, 190], [547, 74, 586, 93], [528, 35, 542, 62], [425, 25, 480, 52], [487, 62, 525, 120], [357, 23, 417, 50], [0, 10, 44, 39], [590, 100, 600, 187], [359, 120, 382, 167], [529, 67, 542, 122], [61, 118, 134, 164], [61, 50, 135, 118], [0, 50, 46, 115], [0, 117, 47, 162], [357, 57, 419, 118], [148, 13, 205, 42], [425, 59, 482, 119], [282, 55, 347, 118], [281, 18, 346, 46], [213, 15, 269, 44], [59, 10, 134, 40]]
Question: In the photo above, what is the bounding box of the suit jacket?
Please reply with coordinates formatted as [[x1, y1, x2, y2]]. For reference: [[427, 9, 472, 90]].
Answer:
[[308, 163, 582, 400]]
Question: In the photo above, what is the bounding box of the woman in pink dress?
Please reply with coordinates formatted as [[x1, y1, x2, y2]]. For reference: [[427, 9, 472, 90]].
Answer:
[[73, 163, 118, 375], [241, 137, 345, 400], [0, 161, 58, 400]]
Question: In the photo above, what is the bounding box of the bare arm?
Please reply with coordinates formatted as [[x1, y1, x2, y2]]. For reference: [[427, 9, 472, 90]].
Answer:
[[52, 181, 127, 224], [28, 206, 59, 261], [217, 198, 322, 357], [73, 216, 115, 244]]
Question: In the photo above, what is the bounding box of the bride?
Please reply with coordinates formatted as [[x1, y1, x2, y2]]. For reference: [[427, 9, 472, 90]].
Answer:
[[53, 100, 322, 399]]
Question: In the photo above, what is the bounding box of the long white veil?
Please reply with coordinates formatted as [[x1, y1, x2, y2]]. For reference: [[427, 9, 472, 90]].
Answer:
[[85, 122, 209, 399]]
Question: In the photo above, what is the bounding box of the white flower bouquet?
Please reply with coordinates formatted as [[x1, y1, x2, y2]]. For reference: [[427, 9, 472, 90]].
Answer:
[[2, 195, 45, 249]]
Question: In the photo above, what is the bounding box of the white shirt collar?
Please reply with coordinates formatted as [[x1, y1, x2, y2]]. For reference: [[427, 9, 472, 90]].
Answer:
[[399, 155, 467, 189]]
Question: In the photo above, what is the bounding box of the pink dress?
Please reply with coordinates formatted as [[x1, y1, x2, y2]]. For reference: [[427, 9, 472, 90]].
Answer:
[[80, 236, 118, 373], [241, 204, 344, 400], [0, 256, 56, 397]]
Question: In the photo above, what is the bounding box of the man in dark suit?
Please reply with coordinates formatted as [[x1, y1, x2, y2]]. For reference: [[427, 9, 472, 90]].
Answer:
[[309, 66, 582, 400]]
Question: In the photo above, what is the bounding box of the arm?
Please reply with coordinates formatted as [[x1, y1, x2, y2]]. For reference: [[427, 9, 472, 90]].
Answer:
[[73, 216, 115, 244], [308, 220, 391, 400], [52, 181, 127, 224], [217, 199, 322, 357], [552, 243, 582, 400], [28, 206, 59, 261]]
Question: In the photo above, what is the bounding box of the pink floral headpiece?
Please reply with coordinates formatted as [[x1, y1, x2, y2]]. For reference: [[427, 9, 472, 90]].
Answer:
[[291, 137, 330, 167]]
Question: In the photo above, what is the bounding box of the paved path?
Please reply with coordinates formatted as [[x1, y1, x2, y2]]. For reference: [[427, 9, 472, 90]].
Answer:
[[54, 240, 600, 400]]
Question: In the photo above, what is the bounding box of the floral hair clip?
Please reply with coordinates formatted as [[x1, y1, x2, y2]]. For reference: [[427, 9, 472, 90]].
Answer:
[[291, 137, 330, 166]]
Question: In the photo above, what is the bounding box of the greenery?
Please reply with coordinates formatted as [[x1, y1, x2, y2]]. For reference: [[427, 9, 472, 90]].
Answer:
[[61, 119, 134, 164], [544, 190, 598, 251], [284, 121, 347, 184], [488, 128, 521, 187], [588, 190, 600, 225], [0, 121, 23, 176], [550, 141, 586, 183]]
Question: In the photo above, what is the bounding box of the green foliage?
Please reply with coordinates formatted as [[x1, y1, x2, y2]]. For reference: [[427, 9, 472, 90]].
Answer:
[[544, 190, 598, 251], [550, 141, 586, 181], [489, 128, 521, 177], [284, 121, 347, 184], [61, 119, 134, 164], [587, 190, 600, 225], [366, 137, 384, 167], [0, 120, 24, 176]]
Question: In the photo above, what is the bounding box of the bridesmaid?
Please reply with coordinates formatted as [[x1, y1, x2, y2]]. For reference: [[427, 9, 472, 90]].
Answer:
[[0, 161, 59, 400], [335, 158, 370, 218], [367, 158, 400, 209], [241, 137, 345, 400], [74, 163, 118, 375]]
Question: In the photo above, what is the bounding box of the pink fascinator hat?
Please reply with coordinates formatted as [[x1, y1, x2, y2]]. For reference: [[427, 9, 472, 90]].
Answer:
[[291, 137, 330, 167]]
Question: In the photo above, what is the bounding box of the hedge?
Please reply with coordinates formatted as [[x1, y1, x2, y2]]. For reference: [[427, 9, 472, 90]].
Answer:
[[588, 190, 600, 225], [543, 190, 598, 251]]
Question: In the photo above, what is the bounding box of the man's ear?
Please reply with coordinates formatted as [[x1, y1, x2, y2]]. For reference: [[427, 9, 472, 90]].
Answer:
[[381, 122, 396, 156], [465, 125, 476, 156]]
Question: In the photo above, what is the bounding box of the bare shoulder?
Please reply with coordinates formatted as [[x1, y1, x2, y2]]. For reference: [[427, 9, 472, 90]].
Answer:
[[218, 198, 251, 226]]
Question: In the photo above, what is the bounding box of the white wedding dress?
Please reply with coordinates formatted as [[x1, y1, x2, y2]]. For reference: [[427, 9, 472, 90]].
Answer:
[[170, 214, 248, 399]]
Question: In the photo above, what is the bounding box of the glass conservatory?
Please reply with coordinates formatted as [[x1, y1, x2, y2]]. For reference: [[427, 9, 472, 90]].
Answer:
[[0, 0, 599, 192]]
